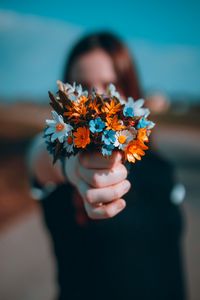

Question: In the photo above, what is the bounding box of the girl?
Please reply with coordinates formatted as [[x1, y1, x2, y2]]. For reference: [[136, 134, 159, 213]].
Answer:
[[30, 32, 186, 300]]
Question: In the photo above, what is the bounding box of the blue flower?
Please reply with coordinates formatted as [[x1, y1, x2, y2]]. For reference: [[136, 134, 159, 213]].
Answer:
[[102, 144, 115, 156], [123, 106, 134, 117], [137, 117, 155, 129], [102, 130, 116, 145], [89, 117, 105, 133]]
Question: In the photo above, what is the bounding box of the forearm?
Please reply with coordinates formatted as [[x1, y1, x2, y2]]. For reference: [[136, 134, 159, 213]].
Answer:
[[27, 134, 65, 186]]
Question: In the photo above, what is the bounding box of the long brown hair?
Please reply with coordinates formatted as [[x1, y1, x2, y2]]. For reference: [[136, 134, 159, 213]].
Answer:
[[63, 31, 142, 99]]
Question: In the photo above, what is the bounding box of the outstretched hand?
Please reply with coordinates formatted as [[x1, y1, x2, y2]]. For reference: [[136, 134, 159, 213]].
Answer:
[[64, 151, 131, 219]]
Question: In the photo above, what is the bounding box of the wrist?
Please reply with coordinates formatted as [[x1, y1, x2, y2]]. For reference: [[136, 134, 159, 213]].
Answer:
[[60, 157, 68, 182], [61, 155, 78, 187]]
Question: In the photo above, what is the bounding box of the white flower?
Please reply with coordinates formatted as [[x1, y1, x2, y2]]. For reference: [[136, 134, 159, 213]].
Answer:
[[45, 111, 73, 143], [123, 97, 150, 117], [107, 83, 120, 98], [114, 130, 133, 150], [63, 134, 74, 153], [57, 81, 88, 101], [76, 84, 88, 98], [57, 80, 75, 93], [107, 83, 126, 104]]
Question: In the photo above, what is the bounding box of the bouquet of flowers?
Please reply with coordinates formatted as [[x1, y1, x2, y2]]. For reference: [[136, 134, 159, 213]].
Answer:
[[44, 81, 155, 164]]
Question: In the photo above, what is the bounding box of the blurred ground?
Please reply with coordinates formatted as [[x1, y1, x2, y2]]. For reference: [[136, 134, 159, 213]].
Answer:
[[0, 103, 199, 300]]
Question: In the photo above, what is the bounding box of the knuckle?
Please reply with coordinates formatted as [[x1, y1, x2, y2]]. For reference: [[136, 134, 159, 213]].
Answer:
[[112, 164, 127, 179], [84, 189, 93, 204], [91, 173, 101, 188], [122, 164, 128, 177], [126, 180, 131, 191], [112, 187, 120, 199], [118, 164, 127, 179]]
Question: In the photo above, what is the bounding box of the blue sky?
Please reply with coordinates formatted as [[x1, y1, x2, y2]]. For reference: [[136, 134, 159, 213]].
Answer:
[[1, 0, 200, 46], [1, 0, 200, 101]]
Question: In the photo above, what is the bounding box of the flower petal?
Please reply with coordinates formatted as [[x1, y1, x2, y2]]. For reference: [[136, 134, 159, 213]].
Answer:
[[45, 126, 55, 134], [46, 119, 56, 126], [51, 110, 60, 122], [51, 132, 58, 142], [134, 99, 144, 108]]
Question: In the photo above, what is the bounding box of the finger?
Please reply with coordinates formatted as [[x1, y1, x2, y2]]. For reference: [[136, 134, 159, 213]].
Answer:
[[78, 163, 128, 188], [79, 150, 122, 169], [76, 178, 90, 202], [75, 179, 127, 220], [85, 180, 131, 205], [84, 199, 126, 220]]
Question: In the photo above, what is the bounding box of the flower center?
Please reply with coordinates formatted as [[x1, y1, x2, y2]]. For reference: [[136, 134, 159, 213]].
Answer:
[[56, 123, 65, 132], [118, 135, 127, 144], [67, 136, 73, 144], [80, 135, 84, 141]]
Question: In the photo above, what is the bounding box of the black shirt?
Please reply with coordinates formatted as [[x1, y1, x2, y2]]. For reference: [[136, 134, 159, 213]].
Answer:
[[39, 150, 186, 300]]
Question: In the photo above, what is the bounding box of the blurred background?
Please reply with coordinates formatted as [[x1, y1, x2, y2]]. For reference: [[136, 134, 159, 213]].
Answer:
[[0, 1, 199, 299]]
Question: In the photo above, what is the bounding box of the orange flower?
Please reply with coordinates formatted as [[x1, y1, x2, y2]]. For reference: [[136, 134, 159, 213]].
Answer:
[[106, 115, 125, 131], [125, 140, 148, 163], [78, 95, 88, 104], [74, 127, 90, 148], [88, 98, 101, 114], [64, 102, 88, 120], [102, 99, 122, 115], [137, 128, 149, 144]]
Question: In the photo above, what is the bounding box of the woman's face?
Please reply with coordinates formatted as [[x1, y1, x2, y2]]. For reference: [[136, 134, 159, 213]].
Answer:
[[69, 48, 118, 94]]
